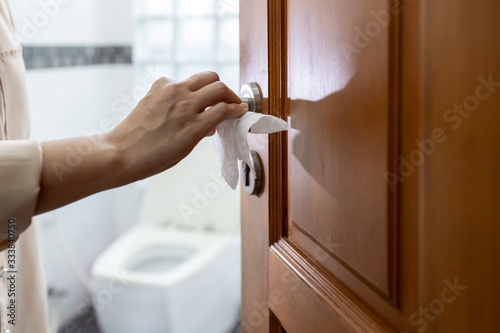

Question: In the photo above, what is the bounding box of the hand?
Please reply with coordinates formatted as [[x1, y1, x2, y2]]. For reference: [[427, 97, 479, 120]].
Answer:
[[36, 71, 246, 214], [106, 71, 248, 183]]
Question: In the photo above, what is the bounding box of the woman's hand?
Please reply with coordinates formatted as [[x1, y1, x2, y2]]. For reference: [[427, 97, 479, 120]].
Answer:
[[107, 71, 248, 183], [36, 72, 247, 214]]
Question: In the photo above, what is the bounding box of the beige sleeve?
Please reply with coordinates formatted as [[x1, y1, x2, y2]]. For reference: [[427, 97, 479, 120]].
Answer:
[[0, 140, 42, 250]]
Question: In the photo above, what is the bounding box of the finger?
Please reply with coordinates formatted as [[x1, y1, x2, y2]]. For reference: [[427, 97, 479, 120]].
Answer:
[[192, 81, 242, 111], [199, 102, 248, 131], [205, 128, 216, 137], [186, 71, 220, 91]]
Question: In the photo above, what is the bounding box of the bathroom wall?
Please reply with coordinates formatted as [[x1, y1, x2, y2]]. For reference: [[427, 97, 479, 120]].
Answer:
[[9, 0, 133, 45], [9, 0, 140, 328], [139, 138, 240, 233], [134, 0, 241, 233], [9, 0, 241, 330]]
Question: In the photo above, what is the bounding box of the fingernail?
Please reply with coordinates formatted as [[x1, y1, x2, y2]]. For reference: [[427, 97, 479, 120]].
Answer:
[[240, 103, 249, 111]]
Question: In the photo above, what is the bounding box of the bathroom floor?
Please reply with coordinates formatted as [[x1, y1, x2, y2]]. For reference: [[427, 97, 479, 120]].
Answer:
[[58, 308, 241, 333]]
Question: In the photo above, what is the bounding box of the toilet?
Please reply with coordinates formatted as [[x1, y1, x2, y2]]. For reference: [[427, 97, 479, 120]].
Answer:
[[89, 139, 242, 333], [90, 224, 241, 333]]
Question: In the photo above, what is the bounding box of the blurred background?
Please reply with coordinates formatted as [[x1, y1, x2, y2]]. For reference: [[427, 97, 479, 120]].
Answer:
[[9, 0, 241, 332]]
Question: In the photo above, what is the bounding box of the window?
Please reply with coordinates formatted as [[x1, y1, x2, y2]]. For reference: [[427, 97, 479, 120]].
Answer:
[[134, 0, 239, 92]]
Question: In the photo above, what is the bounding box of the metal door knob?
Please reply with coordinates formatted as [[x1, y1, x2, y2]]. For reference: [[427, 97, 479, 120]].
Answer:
[[240, 82, 262, 113]]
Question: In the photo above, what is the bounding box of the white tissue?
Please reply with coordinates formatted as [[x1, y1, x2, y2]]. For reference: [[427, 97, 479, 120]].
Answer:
[[212, 112, 288, 189]]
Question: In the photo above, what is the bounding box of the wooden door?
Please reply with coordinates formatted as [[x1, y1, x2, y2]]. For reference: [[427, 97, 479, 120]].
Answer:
[[240, 0, 500, 332]]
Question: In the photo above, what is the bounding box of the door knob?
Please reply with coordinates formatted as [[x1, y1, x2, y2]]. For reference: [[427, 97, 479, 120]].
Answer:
[[240, 82, 262, 113], [241, 150, 263, 195]]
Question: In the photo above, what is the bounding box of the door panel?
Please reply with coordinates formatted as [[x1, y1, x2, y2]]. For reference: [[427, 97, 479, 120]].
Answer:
[[287, 0, 397, 298]]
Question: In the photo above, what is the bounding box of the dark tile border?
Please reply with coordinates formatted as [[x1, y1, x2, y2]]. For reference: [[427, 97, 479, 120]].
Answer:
[[23, 46, 132, 70]]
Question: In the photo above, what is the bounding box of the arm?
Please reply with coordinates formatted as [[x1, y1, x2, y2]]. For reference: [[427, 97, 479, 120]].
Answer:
[[35, 72, 247, 214]]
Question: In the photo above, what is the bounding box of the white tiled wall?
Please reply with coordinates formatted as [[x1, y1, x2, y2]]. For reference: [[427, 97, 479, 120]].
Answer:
[[9, 0, 137, 328], [25, 64, 140, 328], [139, 138, 240, 233], [9, 0, 133, 45]]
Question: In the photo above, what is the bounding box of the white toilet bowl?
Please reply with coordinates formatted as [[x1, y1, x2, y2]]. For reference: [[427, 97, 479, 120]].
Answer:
[[90, 224, 241, 333]]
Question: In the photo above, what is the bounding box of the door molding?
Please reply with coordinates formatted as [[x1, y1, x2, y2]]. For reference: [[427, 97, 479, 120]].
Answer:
[[270, 240, 395, 332], [268, 0, 288, 245]]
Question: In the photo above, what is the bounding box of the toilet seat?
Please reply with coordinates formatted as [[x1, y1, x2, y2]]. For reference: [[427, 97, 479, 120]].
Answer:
[[124, 245, 195, 273], [91, 224, 233, 288]]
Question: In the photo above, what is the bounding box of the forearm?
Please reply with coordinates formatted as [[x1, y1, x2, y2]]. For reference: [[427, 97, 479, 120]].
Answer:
[[35, 134, 126, 214]]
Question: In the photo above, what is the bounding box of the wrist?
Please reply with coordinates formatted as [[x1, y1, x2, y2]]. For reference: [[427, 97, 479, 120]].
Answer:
[[100, 132, 131, 187]]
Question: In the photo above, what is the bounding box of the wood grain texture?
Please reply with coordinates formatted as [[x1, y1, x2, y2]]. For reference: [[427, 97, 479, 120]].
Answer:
[[269, 241, 395, 332], [241, 0, 500, 331], [239, 0, 271, 332], [286, 0, 397, 298], [268, 0, 288, 246], [419, 0, 500, 331]]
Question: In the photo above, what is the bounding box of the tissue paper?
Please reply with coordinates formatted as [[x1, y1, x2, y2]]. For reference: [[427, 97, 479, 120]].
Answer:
[[212, 112, 288, 189]]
